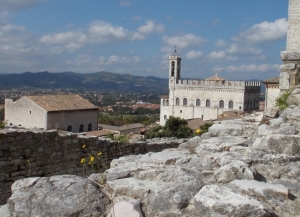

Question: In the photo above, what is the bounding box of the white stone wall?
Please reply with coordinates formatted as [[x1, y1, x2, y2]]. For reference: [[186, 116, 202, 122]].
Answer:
[[287, 0, 300, 51], [47, 109, 98, 133], [5, 98, 47, 129], [265, 87, 280, 108], [160, 98, 170, 125]]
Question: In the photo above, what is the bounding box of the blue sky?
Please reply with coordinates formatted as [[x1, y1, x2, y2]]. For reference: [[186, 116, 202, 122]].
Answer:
[[0, 0, 289, 80]]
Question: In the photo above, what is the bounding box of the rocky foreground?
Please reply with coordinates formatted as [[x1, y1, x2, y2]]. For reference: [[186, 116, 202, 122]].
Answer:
[[3, 106, 300, 216]]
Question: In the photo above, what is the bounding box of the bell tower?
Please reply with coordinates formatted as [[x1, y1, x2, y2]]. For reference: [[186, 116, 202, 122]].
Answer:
[[169, 47, 181, 88]]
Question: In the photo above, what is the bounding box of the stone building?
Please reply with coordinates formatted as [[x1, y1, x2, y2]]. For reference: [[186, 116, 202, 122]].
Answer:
[[160, 51, 261, 125], [98, 123, 145, 135], [280, 0, 300, 93], [5, 94, 98, 133], [263, 77, 280, 110]]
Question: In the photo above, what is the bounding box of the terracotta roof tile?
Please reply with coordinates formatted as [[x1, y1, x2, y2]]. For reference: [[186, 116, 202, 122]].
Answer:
[[263, 77, 279, 84], [26, 94, 98, 111], [205, 74, 226, 81]]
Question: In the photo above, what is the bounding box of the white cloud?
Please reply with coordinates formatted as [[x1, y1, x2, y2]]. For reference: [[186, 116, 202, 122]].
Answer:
[[186, 50, 203, 60], [161, 34, 206, 53], [215, 39, 227, 47], [119, 0, 132, 7], [40, 20, 164, 52], [0, 0, 45, 11], [233, 18, 288, 44], [40, 31, 86, 44], [208, 51, 226, 60], [137, 21, 164, 34], [227, 43, 261, 55], [212, 64, 280, 73], [88, 21, 131, 43]]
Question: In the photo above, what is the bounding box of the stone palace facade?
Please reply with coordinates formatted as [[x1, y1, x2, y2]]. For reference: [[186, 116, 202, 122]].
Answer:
[[160, 51, 261, 125]]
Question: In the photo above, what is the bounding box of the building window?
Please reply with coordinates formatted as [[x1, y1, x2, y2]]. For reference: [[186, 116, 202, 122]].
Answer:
[[164, 115, 167, 120], [171, 61, 175, 76], [206, 99, 210, 107], [180, 110, 182, 113], [88, 123, 92, 131], [183, 98, 187, 106], [196, 99, 201, 106], [79, 124, 84, 133], [229, 100, 234, 109], [175, 97, 180, 105], [219, 100, 224, 108], [67, 125, 72, 132]]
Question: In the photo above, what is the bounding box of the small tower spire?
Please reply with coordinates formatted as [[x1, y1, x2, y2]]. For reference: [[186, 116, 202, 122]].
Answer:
[[174, 45, 177, 54]]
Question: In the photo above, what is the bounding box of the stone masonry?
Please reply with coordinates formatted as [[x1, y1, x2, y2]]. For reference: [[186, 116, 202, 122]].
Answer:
[[0, 129, 183, 205], [280, 0, 300, 91]]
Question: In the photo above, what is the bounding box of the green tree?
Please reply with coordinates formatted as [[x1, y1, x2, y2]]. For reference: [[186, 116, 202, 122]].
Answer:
[[146, 116, 193, 139]]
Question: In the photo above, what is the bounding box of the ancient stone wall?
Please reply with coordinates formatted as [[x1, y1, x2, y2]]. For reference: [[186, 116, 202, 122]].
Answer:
[[287, 0, 300, 51], [0, 129, 182, 205]]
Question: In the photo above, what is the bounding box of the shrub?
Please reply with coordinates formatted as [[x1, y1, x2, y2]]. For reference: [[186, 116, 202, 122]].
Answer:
[[0, 121, 6, 129], [146, 116, 193, 139], [199, 122, 213, 135], [276, 91, 291, 111]]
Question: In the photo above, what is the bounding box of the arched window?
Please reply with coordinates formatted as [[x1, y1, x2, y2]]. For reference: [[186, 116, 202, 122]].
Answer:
[[219, 100, 224, 108], [79, 124, 84, 133], [165, 100, 169, 106], [206, 99, 210, 107], [228, 100, 234, 109], [175, 97, 180, 105], [164, 115, 167, 120], [88, 123, 92, 131], [196, 99, 201, 107], [67, 125, 72, 132], [183, 98, 187, 106]]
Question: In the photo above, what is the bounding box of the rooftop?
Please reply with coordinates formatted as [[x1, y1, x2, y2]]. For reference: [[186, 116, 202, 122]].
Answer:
[[263, 77, 279, 84], [205, 73, 226, 81], [26, 94, 98, 111]]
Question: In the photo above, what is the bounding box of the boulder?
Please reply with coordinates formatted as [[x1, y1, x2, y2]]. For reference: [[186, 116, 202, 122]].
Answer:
[[213, 160, 256, 183], [229, 179, 289, 200], [7, 175, 110, 217], [107, 199, 142, 217], [287, 86, 300, 106], [194, 185, 275, 217], [207, 124, 243, 137], [254, 135, 300, 155], [264, 107, 279, 118]]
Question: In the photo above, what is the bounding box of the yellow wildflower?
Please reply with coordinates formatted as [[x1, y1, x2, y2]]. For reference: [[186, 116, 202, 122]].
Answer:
[[97, 152, 102, 156], [195, 129, 201, 134], [80, 158, 85, 164], [90, 156, 95, 162], [82, 144, 86, 149]]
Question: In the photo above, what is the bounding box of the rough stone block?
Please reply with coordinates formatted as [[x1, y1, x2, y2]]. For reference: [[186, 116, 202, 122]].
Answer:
[[279, 71, 290, 90], [281, 51, 300, 61], [281, 63, 296, 70]]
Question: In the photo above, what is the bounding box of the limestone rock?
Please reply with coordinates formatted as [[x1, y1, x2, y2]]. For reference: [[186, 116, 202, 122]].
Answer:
[[213, 160, 256, 183], [254, 135, 300, 155], [264, 107, 279, 118], [207, 123, 243, 137], [229, 179, 289, 200], [194, 185, 275, 217], [7, 175, 110, 217], [287, 87, 300, 106], [107, 199, 142, 217]]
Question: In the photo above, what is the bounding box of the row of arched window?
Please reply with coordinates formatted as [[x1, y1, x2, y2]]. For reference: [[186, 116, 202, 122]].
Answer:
[[175, 98, 234, 109], [67, 123, 93, 132]]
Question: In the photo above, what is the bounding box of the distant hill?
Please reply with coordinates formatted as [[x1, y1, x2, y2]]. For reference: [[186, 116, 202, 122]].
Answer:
[[0, 71, 169, 93]]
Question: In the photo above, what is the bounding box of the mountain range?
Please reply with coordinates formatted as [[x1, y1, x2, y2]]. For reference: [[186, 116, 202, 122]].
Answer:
[[0, 71, 169, 93]]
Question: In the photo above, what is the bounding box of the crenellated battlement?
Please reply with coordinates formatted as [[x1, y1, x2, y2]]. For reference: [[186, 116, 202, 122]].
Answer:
[[172, 79, 260, 90]]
